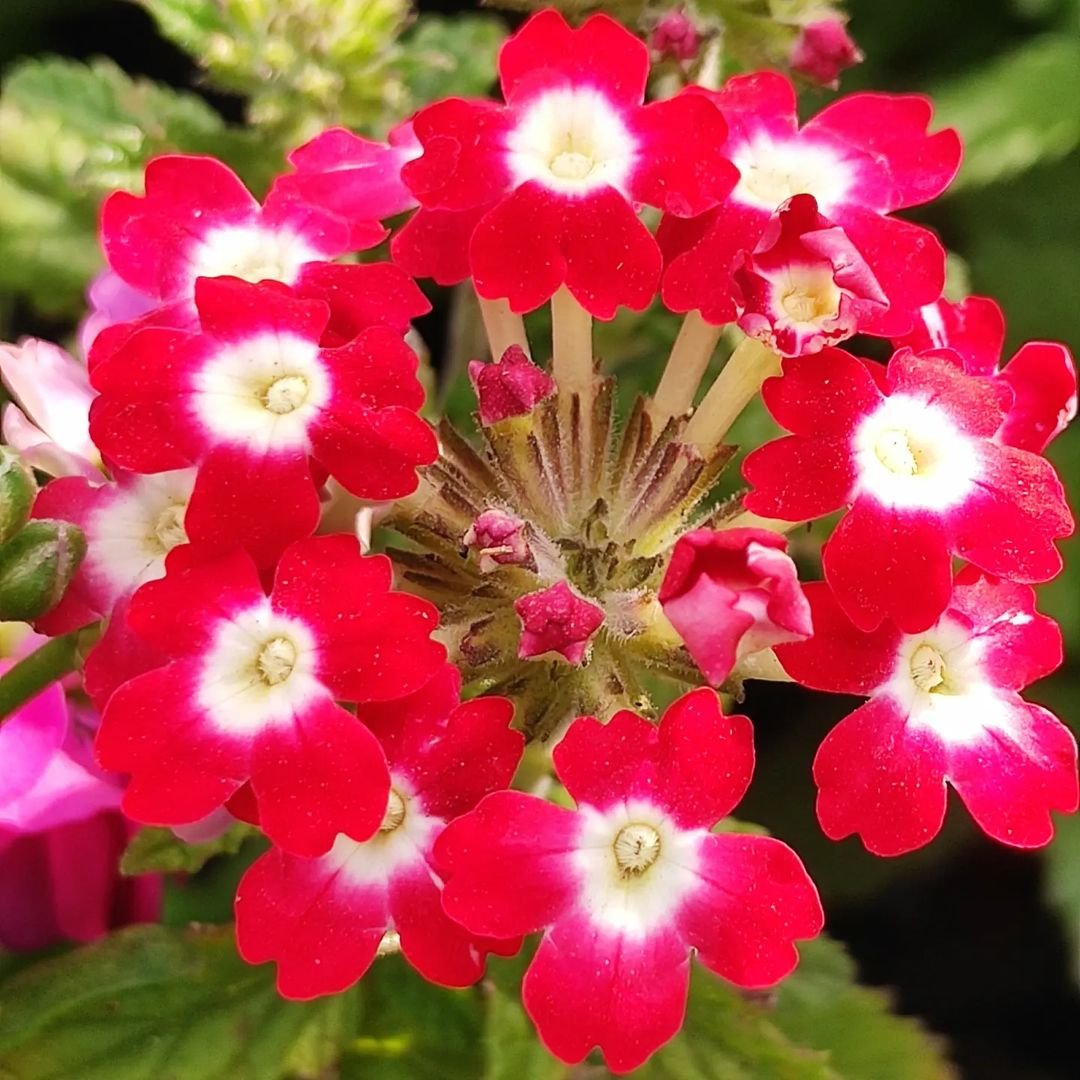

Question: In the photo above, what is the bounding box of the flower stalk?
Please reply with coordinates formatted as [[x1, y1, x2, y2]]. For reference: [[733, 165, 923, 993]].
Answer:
[[478, 295, 530, 361], [0, 630, 82, 722], [550, 286, 594, 396], [649, 311, 723, 424]]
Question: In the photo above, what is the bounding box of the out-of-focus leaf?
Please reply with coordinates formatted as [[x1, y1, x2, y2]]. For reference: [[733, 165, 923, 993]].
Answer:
[[397, 15, 504, 103], [483, 953, 565, 1080], [932, 36, 1080, 190], [340, 954, 483, 1079], [120, 822, 257, 876], [1044, 805, 1080, 982], [0, 924, 351, 1080]]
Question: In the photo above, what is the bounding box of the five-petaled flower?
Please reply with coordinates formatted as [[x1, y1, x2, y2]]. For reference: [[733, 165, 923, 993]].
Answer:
[[95, 535, 445, 857], [436, 689, 823, 1072], [742, 346, 1074, 633], [235, 663, 524, 997], [777, 572, 1078, 855], [395, 9, 737, 317]]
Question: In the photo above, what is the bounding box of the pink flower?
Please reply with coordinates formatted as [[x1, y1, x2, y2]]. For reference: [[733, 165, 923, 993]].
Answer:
[[463, 508, 533, 572], [436, 689, 823, 1072], [790, 18, 863, 88], [659, 527, 812, 686], [650, 9, 702, 63], [776, 573, 1078, 855], [896, 296, 1078, 453], [0, 338, 99, 480], [88, 277, 437, 567], [734, 193, 888, 356], [234, 664, 524, 997], [514, 581, 605, 665], [742, 347, 1073, 633], [396, 9, 737, 317], [31, 470, 195, 635], [661, 71, 960, 335], [79, 271, 158, 357], [0, 663, 159, 950], [468, 345, 555, 425], [271, 121, 423, 245], [95, 535, 446, 857]]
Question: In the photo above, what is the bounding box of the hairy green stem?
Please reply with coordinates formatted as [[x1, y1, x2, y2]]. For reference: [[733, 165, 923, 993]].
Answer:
[[0, 631, 81, 722]]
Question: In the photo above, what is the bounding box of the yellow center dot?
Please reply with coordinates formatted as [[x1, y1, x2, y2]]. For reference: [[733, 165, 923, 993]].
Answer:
[[153, 503, 187, 552], [262, 375, 309, 415], [910, 643, 947, 692], [256, 637, 297, 686], [613, 823, 661, 876], [380, 789, 407, 834], [874, 429, 926, 476], [549, 150, 595, 181]]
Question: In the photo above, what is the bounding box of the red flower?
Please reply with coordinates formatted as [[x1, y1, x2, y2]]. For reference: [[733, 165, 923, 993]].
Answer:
[[95, 535, 446, 857], [659, 527, 812, 686], [896, 296, 1078, 453], [463, 508, 533, 572], [734, 193, 888, 356], [661, 71, 960, 334], [777, 573, 1078, 856], [743, 347, 1073, 633], [31, 470, 195, 634], [396, 9, 737, 317], [789, 19, 863, 88], [514, 581, 605, 665], [437, 689, 822, 1073], [89, 277, 438, 566], [234, 664, 524, 998], [468, 345, 555, 425]]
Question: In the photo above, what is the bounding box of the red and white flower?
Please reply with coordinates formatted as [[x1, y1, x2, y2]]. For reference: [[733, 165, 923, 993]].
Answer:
[[776, 572, 1078, 856], [896, 295, 1078, 453], [436, 689, 823, 1073], [30, 469, 195, 635], [659, 527, 813, 686], [89, 277, 438, 566], [742, 346, 1073, 632], [396, 9, 737, 317], [661, 71, 960, 334], [95, 535, 446, 857], [234, 663, 524, 998], [734, 193, 888, 356]]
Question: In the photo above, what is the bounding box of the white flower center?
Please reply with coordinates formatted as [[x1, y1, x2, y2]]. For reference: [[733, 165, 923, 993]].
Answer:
[[197, 604, 321, 735], [613, 823, 662, 875], [187, 224, 319, 287], [153, 503, 188, 552], [506, 86, 637, 196], [193, 333, 329, 453], [853, 395, 978, 511], [379, 789, 407, 834], [775, 266, 842, 326], [731, 136, 852, 214], [909, 643, 947, 692]]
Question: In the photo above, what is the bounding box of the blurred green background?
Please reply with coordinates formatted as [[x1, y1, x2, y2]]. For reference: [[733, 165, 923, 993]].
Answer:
[[1, 1, 1078, 1077]]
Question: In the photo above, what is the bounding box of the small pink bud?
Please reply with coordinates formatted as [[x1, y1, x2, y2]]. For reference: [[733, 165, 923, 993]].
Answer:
[[659, 527, 813, 686], [790, 18, 863, 88], [514, 581, 605, 666], [468, 346, 555, 426], [463, 508, 533, 572], [650, 9, 702, 63]]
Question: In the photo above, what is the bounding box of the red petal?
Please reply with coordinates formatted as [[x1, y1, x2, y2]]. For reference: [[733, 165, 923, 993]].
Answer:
[[522, 915, 689, 1073], [742, 434, 858, 521], [763, 349, 882, 436], [192, 277, 328, 344], [998, 341, 1077, 452], [391, 206, 487, 286], [251, 697, 390, 856], [677, 833, 823, 987], [813, 696, 949, 856], [894, 296, 1005, 375]]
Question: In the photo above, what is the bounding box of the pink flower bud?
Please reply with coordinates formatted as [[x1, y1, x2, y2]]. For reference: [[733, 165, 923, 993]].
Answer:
[[514, 581, 605, 665], [659, 527, 813, 686], [468, 346, 555, 426], [463, 509, 533, 572], [650, 9, 701, 63], [790, 18, 863, 88]]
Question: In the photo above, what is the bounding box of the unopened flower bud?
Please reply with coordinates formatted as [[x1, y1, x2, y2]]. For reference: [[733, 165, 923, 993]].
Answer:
[[463, 508, 533, 572], [468, 346, 555, 426], [0, 447, 37, 545], [514, 580, 605, 666], [0, 519, 86, 622], [790, 18, 863, 88], [650, 8, 702, 63]]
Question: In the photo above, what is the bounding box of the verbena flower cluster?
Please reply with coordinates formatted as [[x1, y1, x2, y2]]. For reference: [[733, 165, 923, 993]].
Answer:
[[3, 8, 1077, 1072]]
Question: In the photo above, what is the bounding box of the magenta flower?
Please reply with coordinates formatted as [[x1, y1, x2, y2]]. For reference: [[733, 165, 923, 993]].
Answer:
[[467, 345, 555, 425], [742, 346, 1073, 632], [789, 18, 863, 88], [777, 572, 1078, 855], [436, 689, 823, 1072], [514, 580, 606, 665], [235, 664, 524, 998], [659, 527, 813, 686], [95, 535, 445, 856]]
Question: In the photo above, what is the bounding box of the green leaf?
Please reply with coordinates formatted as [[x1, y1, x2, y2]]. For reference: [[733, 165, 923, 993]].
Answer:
[[1045, 809, 1080, 983], [483, 954, 565, 1080], [932, 35, 1080, 190], [397, 16, 505, 104], [0, 924, 352, 1080], [340, 955, 483, 1079], [121, 823, 258, 876]]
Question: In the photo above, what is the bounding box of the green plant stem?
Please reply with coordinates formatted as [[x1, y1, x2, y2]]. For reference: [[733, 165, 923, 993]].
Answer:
[[0, 631, 81, 722]]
